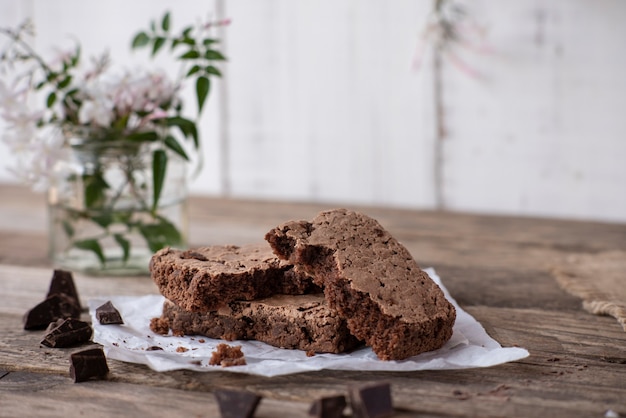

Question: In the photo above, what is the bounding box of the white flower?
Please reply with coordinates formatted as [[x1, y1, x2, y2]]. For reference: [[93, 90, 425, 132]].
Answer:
[[78, 96, 115, 127]]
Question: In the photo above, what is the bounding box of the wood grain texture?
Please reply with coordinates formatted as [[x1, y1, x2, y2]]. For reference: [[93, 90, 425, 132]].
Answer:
[[0, 184, 625, 417]]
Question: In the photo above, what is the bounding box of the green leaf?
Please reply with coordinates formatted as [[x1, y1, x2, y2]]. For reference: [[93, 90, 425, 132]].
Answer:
[[196, 76, 210, 114], [73, 239, 105, 266], [83, 173, 109, 209], [113, 234, 130, 263], [152, 36, 166, 56], [205, 65, 222, 77], [91, 212, 112, 228], [161, 12, 171, 32], [182, 27, 193, 38], [186, 65, 201, 77], [203, 38, 218, 47], [204, 49, 226, 61], [126, 131, 159, 142], [179, 50, 200, 60], [62, 219, 74, 238], [164, 135, 189, 161], [57, 76, 72, 89], [132, 31, 151, 49], [46, 92, 56, 108], [152, 149, 167, 211], [139, 218, 183, 253], [163, 116, 199, 148], [71, 45, 81, 66]]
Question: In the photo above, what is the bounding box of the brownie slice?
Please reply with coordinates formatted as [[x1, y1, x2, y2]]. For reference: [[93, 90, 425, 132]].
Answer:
[[155, 295, 362, 354], [265, 208, 456, 361], [150, 244, 320, 312]]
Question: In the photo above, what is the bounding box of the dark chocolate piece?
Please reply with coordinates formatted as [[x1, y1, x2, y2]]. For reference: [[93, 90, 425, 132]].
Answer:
[[23, 294, 81, 330], [47, 269, 81, 317], [69, 347, 109, 383], [95, 301, 124, 325], [41, 318, 93, 348], [309, 395, 347, 418], [349, 382, 393, 418], [214, 389, 261, 418]]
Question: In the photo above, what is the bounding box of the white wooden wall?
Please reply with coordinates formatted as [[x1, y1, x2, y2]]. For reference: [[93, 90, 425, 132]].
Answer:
[[1, 0, 625, 223]]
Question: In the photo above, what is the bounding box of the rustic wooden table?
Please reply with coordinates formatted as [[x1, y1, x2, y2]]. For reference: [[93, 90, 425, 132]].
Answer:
[[1, 184, 624, 417]]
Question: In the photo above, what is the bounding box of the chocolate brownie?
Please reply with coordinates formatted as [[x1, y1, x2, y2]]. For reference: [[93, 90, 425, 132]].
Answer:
[[149, 244, 320, 312], [265, 208, 456, 361], [155, 294, 362, 354]]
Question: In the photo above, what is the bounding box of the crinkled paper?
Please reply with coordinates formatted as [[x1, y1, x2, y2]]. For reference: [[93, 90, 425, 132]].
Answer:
[[90, 268, 529, 377]]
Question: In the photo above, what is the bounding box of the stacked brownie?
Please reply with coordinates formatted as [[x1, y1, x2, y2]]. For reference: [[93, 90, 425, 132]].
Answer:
[[149, 243, 361, 354], [150, 209, 456, 360]]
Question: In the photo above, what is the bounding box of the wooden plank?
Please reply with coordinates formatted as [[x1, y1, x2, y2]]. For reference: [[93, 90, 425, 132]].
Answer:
[[1, 184, 626, 416], [2, 291, 624, 416], [0, 371, 317, 418]]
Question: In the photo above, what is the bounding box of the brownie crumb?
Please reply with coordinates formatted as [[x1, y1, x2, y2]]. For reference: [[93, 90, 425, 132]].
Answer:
[[149, 317, 170, 335], [176, 346, 188, 353], [209, 343, 246, 367]]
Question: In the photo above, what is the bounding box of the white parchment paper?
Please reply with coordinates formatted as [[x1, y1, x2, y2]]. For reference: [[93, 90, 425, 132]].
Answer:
[[89, 268, 529, 377]]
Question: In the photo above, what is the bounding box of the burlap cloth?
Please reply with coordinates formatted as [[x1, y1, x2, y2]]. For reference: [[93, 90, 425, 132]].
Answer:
[[551, 250, 626, 331]]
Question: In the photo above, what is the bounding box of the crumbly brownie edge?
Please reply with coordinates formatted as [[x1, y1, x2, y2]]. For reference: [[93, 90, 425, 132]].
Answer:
[[265, 212, 457, 360], [160, 298, 361, 354], [150, 246, 318, 312]]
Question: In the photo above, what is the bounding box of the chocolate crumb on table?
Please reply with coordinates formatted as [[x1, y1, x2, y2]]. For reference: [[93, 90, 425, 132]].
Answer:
[[265, 208, 456, 361], [214, 389, 261, 418], [69, 347, 109, 383], [149, 316, 170, 335], [209, 343, 246, 367], [95, 300, 124, 325]]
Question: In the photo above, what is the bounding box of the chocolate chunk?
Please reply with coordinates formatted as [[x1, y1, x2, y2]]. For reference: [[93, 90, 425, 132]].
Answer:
[[41, 318, 93, 348], [47, 269, 81, 317], [214, 389, 261, 418], [23, 294, 81, 330], [349, 382, 393, 418], [95, 301, 124, 325], [69, 347, 109, 383], [309, 395, 347, 418], [146, 346, 163, 351]]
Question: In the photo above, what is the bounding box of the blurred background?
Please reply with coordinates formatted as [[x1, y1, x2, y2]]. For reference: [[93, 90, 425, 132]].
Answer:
[[1, 0, 625, 223]]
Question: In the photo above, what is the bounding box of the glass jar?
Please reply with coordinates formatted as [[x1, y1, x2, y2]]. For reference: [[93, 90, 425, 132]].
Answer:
[[47, 139, 188, 276]]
